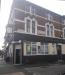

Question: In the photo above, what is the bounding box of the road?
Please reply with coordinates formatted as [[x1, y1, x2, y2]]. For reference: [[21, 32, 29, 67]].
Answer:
[[0, 56, 65, 75]]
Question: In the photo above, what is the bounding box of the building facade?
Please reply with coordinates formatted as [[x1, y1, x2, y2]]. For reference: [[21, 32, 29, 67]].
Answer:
[[5, 0, 65, 64]]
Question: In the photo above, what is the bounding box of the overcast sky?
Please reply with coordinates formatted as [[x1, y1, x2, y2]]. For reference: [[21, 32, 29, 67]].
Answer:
[[0, 0, 65, 49]]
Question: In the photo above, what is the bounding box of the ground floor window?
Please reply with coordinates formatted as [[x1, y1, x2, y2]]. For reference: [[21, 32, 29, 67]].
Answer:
[[45, 43, 48, 54], [31, 42, 37, 54], [25, 42, 49, 55], [26, 42, 31, 55], [26, 42, 37, 55], [38, 43, 48, 55]]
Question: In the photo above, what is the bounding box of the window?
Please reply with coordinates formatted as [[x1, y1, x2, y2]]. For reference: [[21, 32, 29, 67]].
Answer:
[[45, 43, 48, 54], [50, 25, 54, 37], [46, 23, 54, 37], [6, 27, 12, 33], [46, 25, 49, 36], [26, 42, 37, 55], [47, 14, 53, 21], [38, 43, 48, 55], [31, 6, 35, 14], [52, 43, 56, 54], [26, 19, 31, 33], [32, 20, 36, 34], [62, 20, 65, 25], [31, 42, 37, 54], [25, 6, 30, 12], [63, 28, 65, 38], [26, 42, 31, 54], [25, 17, 37, 34], [40, 43, 45, 54]]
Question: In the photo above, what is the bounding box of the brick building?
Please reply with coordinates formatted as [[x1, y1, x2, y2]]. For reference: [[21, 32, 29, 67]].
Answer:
[[5, 0, 65, 64]]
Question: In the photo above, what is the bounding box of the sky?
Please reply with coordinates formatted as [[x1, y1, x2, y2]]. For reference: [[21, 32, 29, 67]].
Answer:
[[0, 0, 65, 49]]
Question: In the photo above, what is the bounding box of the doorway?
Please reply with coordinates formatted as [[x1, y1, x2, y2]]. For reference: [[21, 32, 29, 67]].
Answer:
[[56, 45, 62, 60], [15, 49, 20, 64]]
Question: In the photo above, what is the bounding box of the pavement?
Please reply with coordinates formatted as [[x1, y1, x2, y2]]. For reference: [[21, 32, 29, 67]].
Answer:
[[2, 72, 25, 75], [0, 56, 65, 75]]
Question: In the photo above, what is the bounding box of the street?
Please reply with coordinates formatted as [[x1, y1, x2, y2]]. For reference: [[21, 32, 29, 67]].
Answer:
[[0, 56, 65, 75]]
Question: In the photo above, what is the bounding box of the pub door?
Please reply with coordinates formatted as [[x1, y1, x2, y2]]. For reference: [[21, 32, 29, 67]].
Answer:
[[56, 45, 62, 60], [15, 49, 20, 64]]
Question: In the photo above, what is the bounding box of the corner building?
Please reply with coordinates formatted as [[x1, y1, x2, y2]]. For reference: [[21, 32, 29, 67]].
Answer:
[[5, 0, 65, 64]]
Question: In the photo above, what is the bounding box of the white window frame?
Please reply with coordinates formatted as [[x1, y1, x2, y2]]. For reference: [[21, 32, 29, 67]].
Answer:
[[50, 23, 54, 37], [25, 42, 49, 55], [25, 42, 37, 55], [45, 22, 50, 37], [30, 6, 35, 15], [31, 42, 37, 55], [47, 14, 53, 21], [63, 27, 65, 38], [6, 27, 12, 33], [45, 23, 54, 37], [32, 18, 37, 34], [37, 43, 48, 55], [25, 17, 31, 33], [25, 17, 37, 35], [62, 20, 65, 25], [25, 5, 30, 12]]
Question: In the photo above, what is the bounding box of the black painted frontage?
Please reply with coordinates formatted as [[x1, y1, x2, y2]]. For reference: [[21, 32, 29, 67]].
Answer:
[[6, 33, 65, 64], [22, 55, 65, 64]]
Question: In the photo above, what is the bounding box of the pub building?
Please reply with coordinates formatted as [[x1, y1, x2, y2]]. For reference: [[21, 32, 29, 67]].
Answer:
[[4, 0, 65, 64]]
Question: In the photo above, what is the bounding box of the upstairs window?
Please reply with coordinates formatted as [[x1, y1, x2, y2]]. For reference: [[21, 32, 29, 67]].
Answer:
[[25, 5, 30, 12], [26, 19, 31, 33], [62, 20, 65, 25], [63, 28, 65, 38], [6, 27, 12, 33], [32, 20, 36, 34], [47, 14, 53, 21], [46, 23, 54, 37], [50, 25, 54, 37], [25, 17, 37, 34], [30, 6, 35, 15], [46, 25, 49, 36]]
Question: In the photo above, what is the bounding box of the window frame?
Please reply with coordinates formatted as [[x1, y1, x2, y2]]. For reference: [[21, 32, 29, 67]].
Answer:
[[25, 17, 31, 33], [30, 6, 35, 15], [63, 27, 65, 38], [25, 17, 37, 35], [45, 23, 54, 37]]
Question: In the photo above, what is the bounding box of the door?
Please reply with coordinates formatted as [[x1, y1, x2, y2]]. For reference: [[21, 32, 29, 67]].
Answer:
[[56, 45, 62, 60], [15, 49, 20, 64]]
